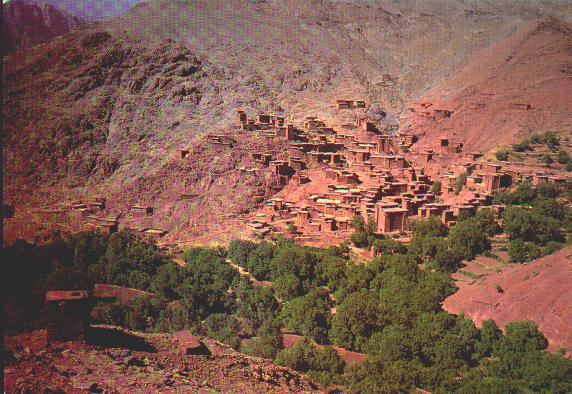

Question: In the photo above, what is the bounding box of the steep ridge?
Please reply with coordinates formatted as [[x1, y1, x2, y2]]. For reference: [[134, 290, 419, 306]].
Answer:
[[408, 17, 572, 153], [2, 0, 84, 53]]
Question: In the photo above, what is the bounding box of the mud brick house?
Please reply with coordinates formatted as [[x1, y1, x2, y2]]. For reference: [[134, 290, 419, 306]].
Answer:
[[46, 291, 90, 343], [375, 204, 408, 233], [334, 99, 354, 109], [141, 228, 168, 240], [370, 154, 406, 170], [86, 216, 119, 234], [236, 110, 247, 125], [270, 160, 295, 178]]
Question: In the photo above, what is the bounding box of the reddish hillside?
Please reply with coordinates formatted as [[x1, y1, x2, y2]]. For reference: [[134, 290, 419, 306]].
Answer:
[[2, 27, 289, 245], [443, 246, 572, 354], [408, 17, 572, 154], [4, 329, 318, 392]]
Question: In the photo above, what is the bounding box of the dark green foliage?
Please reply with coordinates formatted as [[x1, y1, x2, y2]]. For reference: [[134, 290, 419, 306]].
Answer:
[[495, 150, 509, 161], [246, 241, 275, 280], [430, 181, 442, 194], [557, 150, 571, 164], [365, 325, 413, 363], [372, 237, 407, 256], [150, 263, 185, 299], [473, 319, 503, 360], [512, 140, 531, 152], [508, 239, 542, 263], [155, 302, 194, 333], [250, 318, 284, 359], [330, 291, 382, 351], [281, 288, 332, 344], [473, 209, 500, 237], [273, 273, 303, 301], [236, 283, 280, 332], [91, 296, 162, 332], [495, 321, 548, 355], [503, 206, 561, 245], [350, 214, 378, 249], [202, 313, 242, 349], [494, 182, 537, 205], [177, 248, 239, 322], [275, 338, 344, 386], [448, 218, 492, 261], [227, 239, 257, 269]]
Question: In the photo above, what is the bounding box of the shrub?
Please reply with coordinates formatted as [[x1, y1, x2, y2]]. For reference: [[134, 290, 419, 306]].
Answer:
[[508, 239, 542, 263], [495, 150, 509, 161], [456, 172, 468, 192], [557, 150, 571, 164], [512, 140, 530, 152], [202, 313, 241, 349], [227, 239, 257, 269]]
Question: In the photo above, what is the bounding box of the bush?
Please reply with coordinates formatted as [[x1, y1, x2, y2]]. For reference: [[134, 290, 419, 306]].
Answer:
[[250, 318, 284, 359], [430, 181, 442, 194], [508, 239, 542, 263], [557, 150, 571, 164], [512, 140, 530, 152], [281, 288, 332, 344], [203, 313, 241, 349], [227, 239, 257, 269], [275, 338, 345, 384], [495, 150, 509, 161], [456, 172, 468, 192]]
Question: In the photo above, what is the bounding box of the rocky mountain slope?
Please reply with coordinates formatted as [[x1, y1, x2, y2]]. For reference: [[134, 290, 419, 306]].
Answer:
[[39, 0, 147, 21], [408, 16, 572, 153], [2, 0, 84, 53], [3, 0, 572, 244], [443, 246, 572, 355], [4, 328, 318, 393]]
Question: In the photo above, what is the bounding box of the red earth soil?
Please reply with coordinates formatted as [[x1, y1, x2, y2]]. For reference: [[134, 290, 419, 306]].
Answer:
[[409, 17, 572, 154], [443, 246, 572, 355]]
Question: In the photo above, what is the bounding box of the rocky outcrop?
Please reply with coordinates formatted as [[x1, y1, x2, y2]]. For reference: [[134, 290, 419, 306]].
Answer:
[[3, 0, 84, 53]]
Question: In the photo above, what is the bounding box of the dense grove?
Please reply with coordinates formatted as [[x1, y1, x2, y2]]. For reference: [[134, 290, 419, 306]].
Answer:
[[3, 183, 572, 392]]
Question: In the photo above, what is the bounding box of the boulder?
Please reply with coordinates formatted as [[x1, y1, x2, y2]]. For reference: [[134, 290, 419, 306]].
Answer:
[[172, 331, 210, 356]]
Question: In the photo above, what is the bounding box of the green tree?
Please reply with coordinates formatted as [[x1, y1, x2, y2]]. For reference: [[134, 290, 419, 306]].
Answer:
[[508, 239, 542, 263], [246, 241, 274, 281], [250, 318, 284, 359], [448, 218, 491, 261], [281, 288, 332, 344], [227, 239, 257, 269], [473, 319, 503, 360], [329, 291, 381, 351], [273, 273, 303, 301], [236, 284, 280, 332], [203, 313, 241, 349]]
